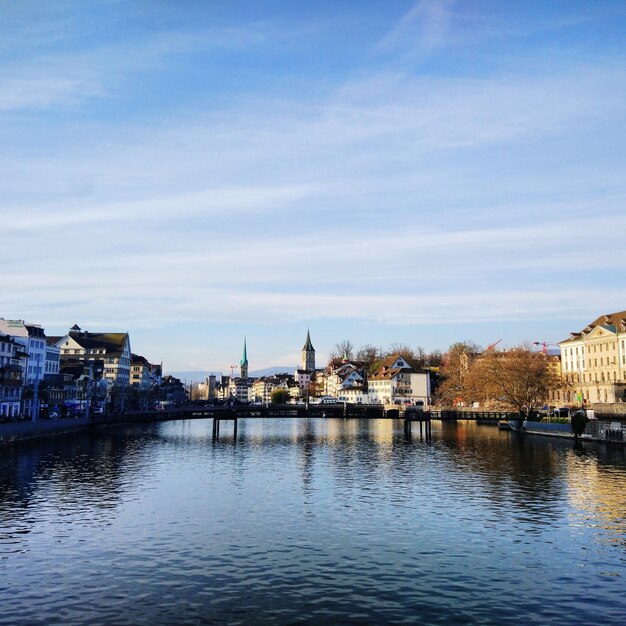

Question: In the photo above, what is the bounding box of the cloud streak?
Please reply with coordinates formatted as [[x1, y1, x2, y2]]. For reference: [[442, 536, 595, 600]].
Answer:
[[1, 2, 625, 368]]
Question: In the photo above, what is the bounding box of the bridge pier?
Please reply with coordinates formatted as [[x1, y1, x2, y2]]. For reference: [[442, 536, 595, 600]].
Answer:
[[404, 411, 432, 441], [212, 414, 237, 440]]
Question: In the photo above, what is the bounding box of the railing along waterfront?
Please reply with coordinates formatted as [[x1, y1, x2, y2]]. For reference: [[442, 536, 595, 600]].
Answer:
[[430, 409, 519, 423], [2, 403, 625, 446]]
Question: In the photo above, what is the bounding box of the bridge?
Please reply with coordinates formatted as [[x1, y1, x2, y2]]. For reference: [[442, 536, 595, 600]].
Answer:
[[91, 405, 519, 442]]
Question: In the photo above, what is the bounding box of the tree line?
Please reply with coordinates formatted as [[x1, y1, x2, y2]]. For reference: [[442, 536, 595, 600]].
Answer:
[[330, 340, 561, 416], [329, 340, 443, 375]]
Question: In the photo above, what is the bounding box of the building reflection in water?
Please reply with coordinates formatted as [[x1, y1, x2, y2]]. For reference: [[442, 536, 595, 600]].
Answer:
[[2, 417, 625, 557], [564, 446, 626, 545]]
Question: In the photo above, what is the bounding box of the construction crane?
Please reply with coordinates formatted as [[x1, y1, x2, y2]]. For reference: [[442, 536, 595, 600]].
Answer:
[[532, 341, 559, 354], [483, 339, 502, 353]]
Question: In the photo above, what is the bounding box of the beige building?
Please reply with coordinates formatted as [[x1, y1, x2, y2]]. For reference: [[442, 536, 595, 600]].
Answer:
[[559, 310, 626, 404], [130, 354, 162, 390], [253, 376, 288, 403], [53, 324, 132, 411]]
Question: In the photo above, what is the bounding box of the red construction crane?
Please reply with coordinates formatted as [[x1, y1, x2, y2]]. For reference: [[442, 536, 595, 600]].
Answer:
[[532, 341, 559, 354], [483, 339, 502, 352]]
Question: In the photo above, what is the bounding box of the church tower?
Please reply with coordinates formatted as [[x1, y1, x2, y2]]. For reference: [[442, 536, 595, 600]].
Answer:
[[301, 330, 315, 372], [240, 337, 249, 379]]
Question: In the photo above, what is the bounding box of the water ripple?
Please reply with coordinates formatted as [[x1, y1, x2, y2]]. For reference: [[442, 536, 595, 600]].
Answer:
[[0, 419, 624, 625]]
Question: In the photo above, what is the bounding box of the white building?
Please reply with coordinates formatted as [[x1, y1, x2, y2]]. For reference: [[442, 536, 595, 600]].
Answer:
[[325, 362, 365, 398], [295, 369, 313, 392], [45, 342, 60, 376], [228, 377, 253, 402], [367, 355, 430, 407], [337, 386, 368, 404], [0, 334, 25, 419], [0, 319, 48, 420]]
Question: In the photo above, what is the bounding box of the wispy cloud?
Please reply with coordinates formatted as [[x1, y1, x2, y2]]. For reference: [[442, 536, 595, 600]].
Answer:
[[1, 2, 625, 368], [3, 184, 320, 231], [0, 21, 283, 113], [374, 0, 454, 60]]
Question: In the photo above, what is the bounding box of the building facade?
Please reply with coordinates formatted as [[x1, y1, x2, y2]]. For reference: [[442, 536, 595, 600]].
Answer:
[[325, 362, 365, 398], [0, 334, 24, 419], [53, 325, 132, 411], [0, 319, 48, 420], [559, 310, 626, 404], [367, 355, 431, 407]]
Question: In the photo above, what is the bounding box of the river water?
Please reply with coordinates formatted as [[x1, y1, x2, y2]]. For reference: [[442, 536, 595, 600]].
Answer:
[[0, 418, 625, 625]]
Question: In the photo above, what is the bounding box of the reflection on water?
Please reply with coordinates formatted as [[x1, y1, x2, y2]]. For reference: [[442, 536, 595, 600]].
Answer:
[[0, 419, 625, 625]]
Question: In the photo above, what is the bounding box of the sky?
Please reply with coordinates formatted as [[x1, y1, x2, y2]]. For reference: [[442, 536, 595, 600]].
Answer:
[[2, 0, 625, 374]]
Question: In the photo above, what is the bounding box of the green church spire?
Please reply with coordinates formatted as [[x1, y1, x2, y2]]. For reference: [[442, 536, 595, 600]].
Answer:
[[240, 337, 248, 379], [241, 336, 248, 366]]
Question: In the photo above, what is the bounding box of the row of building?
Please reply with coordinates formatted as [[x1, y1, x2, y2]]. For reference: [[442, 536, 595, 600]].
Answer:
[[3, 309, 623, 420], [199, 310, 626, 409], [196, 332, 432, 407], [0, 320, 184, 421]]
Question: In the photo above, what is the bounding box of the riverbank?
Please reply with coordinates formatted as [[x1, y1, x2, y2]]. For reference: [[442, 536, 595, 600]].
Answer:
[[502, 417, 624, 443], [0, 409, 187, 446], [1, 407, 624, 446], [0, 416, 92, 446]]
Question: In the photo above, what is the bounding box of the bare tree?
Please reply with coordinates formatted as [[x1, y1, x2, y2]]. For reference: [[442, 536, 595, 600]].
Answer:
[[387, 343, 416, 364], [435, 341, 482, 407], [413, 346, 426, 369], [356, 344, 380, 374], [426, 350, 444, 368], [334, 339, 354, 361], [474, 345, 560, 416]]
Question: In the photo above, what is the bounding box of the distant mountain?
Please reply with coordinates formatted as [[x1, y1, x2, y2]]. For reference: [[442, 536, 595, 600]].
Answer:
[[250, 366, 293, 377], [168, 367, 292, 382]]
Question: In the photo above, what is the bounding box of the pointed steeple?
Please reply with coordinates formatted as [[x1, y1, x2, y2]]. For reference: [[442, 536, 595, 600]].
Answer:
[[302, 330, 314, 352], [240, 337, 248, 379], [301, 330, 315, 372]]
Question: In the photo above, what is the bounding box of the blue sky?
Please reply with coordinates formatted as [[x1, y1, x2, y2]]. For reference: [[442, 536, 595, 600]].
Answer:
[[2, 0, 625, 373]]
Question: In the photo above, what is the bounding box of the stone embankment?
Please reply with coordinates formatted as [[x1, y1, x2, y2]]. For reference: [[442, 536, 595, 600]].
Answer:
[[0, 415, 92, 446], [0, 409, 186, 446]]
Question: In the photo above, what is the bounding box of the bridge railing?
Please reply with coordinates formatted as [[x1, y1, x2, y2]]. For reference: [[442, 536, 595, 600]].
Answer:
[[430, 410, 519, 421]]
